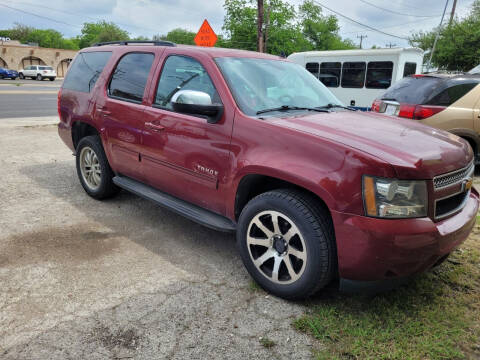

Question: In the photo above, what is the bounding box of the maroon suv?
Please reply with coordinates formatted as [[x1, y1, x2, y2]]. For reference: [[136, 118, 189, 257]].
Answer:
[[58, 41, 479, 299]]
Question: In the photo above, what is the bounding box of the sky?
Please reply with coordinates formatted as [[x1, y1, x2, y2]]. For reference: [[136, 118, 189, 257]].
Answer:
[[0, 0, 475, 49]]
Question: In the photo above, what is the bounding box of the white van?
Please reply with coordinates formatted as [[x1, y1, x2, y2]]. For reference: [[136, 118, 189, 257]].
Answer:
[[288, 48, 424, 109]]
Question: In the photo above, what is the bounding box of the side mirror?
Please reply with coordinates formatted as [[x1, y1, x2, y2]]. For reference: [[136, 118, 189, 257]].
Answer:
[[171, 90, 224, 124]]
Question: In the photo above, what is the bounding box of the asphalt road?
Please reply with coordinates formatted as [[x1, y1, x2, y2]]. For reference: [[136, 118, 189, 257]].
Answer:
[[0, 78, 61, 118]]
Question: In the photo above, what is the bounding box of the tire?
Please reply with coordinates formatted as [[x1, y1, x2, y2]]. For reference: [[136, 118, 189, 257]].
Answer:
[[237, 189, 336, 300], [0, 75, 3, 79], [75, 135, 120, 200], [49, 77, 55, 81], [19, 73, 24, 79], [36, 74, 43, 81]]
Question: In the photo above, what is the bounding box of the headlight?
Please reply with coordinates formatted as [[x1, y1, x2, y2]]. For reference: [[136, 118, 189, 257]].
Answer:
[[363, 176, 428, 218]]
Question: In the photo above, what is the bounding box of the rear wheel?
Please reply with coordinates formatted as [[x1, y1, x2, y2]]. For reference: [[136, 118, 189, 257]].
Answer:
[[49, 77, 55, 81], [237, 189, 336, 300], [76, 135, 120, 199], [36, 74, 43, 81]]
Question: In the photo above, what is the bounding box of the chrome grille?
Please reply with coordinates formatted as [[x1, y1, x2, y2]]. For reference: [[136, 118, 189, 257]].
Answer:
[[433, 162, 474, 190]]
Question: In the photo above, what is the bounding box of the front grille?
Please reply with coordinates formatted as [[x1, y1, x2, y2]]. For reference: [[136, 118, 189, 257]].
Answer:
[[433, 162, 474, 190], [435, 191, 469, 219]]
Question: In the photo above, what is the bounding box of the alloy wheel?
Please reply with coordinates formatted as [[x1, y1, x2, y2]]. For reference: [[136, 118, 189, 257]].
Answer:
[[246, 210, 307, 284], [79, 146, 101, 190]]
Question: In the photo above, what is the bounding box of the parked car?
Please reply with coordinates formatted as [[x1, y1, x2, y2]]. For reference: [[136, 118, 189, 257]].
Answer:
[[0, 67, 18, 80], [371, 74, 480, 163], [58, 41, 478, 299], [19, 65, 56, 81]]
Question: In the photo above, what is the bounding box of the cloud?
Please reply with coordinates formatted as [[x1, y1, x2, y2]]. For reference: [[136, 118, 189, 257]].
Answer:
[[1, 0, 475, 49]]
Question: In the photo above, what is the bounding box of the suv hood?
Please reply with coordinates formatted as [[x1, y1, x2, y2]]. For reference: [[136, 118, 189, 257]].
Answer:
[[268, 110, 472, 179]]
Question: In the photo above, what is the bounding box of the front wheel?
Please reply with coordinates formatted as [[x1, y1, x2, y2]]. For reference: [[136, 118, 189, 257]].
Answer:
[[237, 189, 336, 300], [36, 74, 43, 81], [76, 135, 120, 199]]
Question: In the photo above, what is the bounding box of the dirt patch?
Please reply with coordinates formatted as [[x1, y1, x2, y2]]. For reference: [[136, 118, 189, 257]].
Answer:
[[0, 224, 118, 267], [89, 325, 141, 350]]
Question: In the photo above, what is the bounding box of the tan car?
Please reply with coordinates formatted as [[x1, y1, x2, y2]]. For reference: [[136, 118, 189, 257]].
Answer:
[[372, 74, 480, 163]]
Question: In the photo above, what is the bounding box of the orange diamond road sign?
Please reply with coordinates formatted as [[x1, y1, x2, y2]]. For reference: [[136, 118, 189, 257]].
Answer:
[[194, 19, 217, 47]]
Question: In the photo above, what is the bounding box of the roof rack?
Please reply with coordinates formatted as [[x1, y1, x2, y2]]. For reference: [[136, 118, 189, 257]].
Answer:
[[93, 40, 176, 47]]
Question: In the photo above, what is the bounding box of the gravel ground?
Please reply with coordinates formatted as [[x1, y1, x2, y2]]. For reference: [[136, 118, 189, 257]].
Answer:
[[0, 117, 317, 359]]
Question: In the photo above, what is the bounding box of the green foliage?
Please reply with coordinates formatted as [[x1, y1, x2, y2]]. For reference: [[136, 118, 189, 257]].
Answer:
[[221, 0, 355, 55], [293, 238, 480, 359], [409, 0, 480, 71], [155, 28, 196, 45], [77, 21, 130, 48], [2, 23, 79, 49]]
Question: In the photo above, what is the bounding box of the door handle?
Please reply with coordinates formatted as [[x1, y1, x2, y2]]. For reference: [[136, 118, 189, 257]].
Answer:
[[145, 122, 165, 132], [96, 107, 111, 116]]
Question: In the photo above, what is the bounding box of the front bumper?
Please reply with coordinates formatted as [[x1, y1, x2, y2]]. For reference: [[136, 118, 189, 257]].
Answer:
[[332, 187, 478, 284]]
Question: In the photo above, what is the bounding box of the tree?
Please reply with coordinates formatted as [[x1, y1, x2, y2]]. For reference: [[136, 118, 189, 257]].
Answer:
[[78, 21, 129, 48], [221, 0, 355, 55], [409, 0, 480, 71], [155, 28, 196, 45], [299, 0, 355, 51], [1, 23, 79, 49]]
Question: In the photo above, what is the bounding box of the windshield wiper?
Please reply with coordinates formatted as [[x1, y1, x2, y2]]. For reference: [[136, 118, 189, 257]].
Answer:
[[315, 103, 357, 111], [256, 105, 330, 115]]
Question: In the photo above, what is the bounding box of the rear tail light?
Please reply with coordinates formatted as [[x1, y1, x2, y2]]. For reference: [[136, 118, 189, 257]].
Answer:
[[371, 99, 381, 112], [57, 89, 62, 120], [398, 104, 446, 120], [43, 71, 47, 74]]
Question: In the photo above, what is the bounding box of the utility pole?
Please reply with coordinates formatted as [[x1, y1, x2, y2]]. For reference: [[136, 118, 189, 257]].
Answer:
[[357, 35, 367, 49], [449, 0, 457, 25], [386, 42, 397, 48], [426, 0, 449, 72], [264, 3, 269, 53], [257, 0, 264, 53]]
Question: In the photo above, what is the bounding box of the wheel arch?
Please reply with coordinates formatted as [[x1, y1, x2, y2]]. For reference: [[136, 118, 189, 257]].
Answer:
[[233, 172, 334, 222], [71, 121, 101, 150]]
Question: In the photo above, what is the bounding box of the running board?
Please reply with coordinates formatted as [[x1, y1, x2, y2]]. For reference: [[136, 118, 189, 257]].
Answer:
[[113, 176, 236, 232]]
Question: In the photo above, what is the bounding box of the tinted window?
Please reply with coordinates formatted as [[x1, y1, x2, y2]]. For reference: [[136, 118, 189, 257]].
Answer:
[[306, 62, 319, 78], [109, 52, 154, 102], [366, 61, 393, 89], [39, 66, 53, 70], [341, 62, 365, 88], [426, 83, 478, 106], [155, 55, 221, 110], [63, 51, 112, 93], [379, 76, 443, 104], [320, 62, 341, 88], [403, 62, 417, 77]]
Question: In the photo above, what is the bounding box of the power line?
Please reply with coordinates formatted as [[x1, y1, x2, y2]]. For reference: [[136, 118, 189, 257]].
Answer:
[[342, 16, 440, 35], [312, 0, 410, 40], [358, 0, 442, 18], [0, 2, 82, 29]]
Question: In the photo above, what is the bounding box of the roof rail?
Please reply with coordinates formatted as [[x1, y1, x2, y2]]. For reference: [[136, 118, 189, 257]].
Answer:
[[93, 40, 176, 47]]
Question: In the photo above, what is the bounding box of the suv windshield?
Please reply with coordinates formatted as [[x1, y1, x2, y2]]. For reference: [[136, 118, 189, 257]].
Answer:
[[215, 57, 342, 116]]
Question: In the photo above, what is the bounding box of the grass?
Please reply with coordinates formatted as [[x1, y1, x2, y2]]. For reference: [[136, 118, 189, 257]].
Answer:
[[259, 337, 276, 348], [248, 279, 263, 292], [293, 233, 480, 360]]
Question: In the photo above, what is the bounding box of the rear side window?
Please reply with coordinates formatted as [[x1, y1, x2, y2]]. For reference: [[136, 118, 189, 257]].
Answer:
[[366, 61, 393, 89], [63, 52, 112, 93], [341, 62, 365, 88], [108, 52, 155, 103], [306, 62, 319, 78], [426, 83, 478, 106], [379, 76, 443, 104], [403, 62, 417, 77], [39, 66, 53, 70], [320, 62, 341, 87]]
